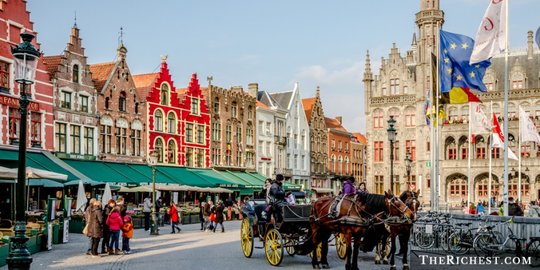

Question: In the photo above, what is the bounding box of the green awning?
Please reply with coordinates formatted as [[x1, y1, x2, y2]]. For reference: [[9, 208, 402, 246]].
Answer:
[[0, 149, 78, 181], [247, 171, 301, 191], [62, 159, 136, 184], [225, 171, 264, 189], [188, 168, 244, 188], [128, 164, 176, 184], [239, 189, 256, 196], [28, 179, 64, 188], [156, 166, 212, 187]]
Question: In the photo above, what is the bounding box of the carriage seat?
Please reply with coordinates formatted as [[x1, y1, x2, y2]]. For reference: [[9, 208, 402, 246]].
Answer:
[[254, 203, 267, 222]]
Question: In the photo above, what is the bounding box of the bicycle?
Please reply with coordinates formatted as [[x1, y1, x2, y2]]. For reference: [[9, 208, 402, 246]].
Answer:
[[473, 218, 526, 257], [525, 229, 540, 267], [413, 212, 453, 250]]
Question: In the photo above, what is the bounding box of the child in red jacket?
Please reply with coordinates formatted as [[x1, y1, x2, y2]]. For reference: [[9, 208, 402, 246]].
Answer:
[[121, 216, 133, 254], [106, 207, 123, 255]]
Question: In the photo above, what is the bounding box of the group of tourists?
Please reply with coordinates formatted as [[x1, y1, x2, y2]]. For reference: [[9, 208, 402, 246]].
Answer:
[[83, 196, 133, 257], [142, 196, 182, 234], [199, 198, 226, 232], [464, 197, 540, 217]]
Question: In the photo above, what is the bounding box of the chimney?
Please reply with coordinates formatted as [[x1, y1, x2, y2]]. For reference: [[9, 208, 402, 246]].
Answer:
[[528, 30, 534, 59], [336, 116, 342, 124], [248, 83, 258, 98]]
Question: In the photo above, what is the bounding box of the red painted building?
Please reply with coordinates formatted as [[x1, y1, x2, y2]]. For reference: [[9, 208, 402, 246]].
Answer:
[[133, 59, 210, 167], [0, 0, 54, 150]]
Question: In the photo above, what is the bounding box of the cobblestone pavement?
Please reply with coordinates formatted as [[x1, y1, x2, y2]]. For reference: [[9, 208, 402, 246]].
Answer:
[[1, 220, 397, 270]]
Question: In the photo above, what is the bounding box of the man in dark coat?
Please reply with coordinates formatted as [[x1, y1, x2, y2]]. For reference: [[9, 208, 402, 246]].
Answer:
[[87, 200, 103, 256], [508, 197, 524, 216], [268, 174, 286, 223], [213, 201, 225, 233]]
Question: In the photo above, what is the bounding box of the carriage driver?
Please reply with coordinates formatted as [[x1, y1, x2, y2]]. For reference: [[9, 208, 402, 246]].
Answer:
[[268, 174, 287, 223], [329, 176, 356, 219]]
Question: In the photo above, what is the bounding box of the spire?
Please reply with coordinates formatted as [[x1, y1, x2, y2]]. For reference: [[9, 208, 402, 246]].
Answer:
[[316, 86, 320, 98], [117, 27, 127, 59], [411, 32, 417, 46], [364, 50, 371, 74], [73, 11, 77, 27], [118, 26, 124, 46]]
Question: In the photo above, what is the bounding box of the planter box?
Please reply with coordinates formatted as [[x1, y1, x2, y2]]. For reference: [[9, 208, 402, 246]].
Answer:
[[0, 235, 45, 268], [190, 214, 200, 224], [132, 217, 144, 229], [69, 220, 86, 234]]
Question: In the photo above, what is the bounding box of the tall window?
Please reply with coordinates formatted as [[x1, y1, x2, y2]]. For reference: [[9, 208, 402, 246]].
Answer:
[[449, 178, 468, 197], [225, 146, 232, 165], [81, 95, 89, 113], [72, 64, 79, 83], [119, 91, 126, 112], [135, 102, 139, 114], [390, 78, 400, 95], [0, 60, 10, 92], [84, 127, 94, 155], [231, 101, 237, 118], [167, 112, 176, 133], [71, 125, 81, 154], [160, 83, 169, 105], [197, 149, 205, 167], [100, 125, 112, 154], [246, 126, 253, 145], [105, 97, 110, 110], [226, 125, 232, 142], [61, 91, 72, 109], [374, 141, 383, 162], [236, 125, 242, 143], [116, 127, 127, 155], [237, 148, 243, 166], [375, 175, 384, 194], [393, 140, 399, 161], [155, 138, 164, 163], [55, 123, 67, 153], [212, 122, 221, 141], [197, 124, 205, 144], [405, 107, 415, 127], [373, 109, 383, 128], [405, 140, 416, 160], [154, 110, 163, 131], [186, 147, 193, 166], [476, 143, 486, 159], [492, 147, 500, 158], [30, 112, 41, 147], [247, 106, 253, 120], [191, 98, 199, 115], [212, 148, 221, 166], [131, 129, 141, 156], [213, 97, 219, 114], [168, 140, 176, 164], [447, 141, 457, 160], [186, 123, 194, 142]]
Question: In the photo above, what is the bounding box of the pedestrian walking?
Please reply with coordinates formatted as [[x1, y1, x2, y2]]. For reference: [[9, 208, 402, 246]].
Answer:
[[169, 201, 181, 233], [121, 216, 134, 254], [199, 199, 205, 230], [87, 200, 103, 257], [101, 199, 116, 254], [83, 198, 96, 255], [203, 200, 212, 231], [106, 207, 124, 255], [213, 200, 225, 233], [143, 195, 152, 231], [477, 202, 485, 216], [156, 197, 163, 226], [508, 197, 524, 216]]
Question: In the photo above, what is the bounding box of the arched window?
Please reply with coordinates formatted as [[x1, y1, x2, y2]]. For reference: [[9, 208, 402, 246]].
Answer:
[[160, 83, 170, 105], [168, 112, 176, 133], [119, 91, 126, 112], [154, 138, 164, 163], [72, 64, 79, 83], [462, 105, 469, 122], [247, 105, 253, 120], [154, 110, 163, 132], [231, 101, 238, 118], [449, 176, 468, 197], [475, 135, 486, 159], [458, 136, 468, 160], [389, 108, 400, 123], [338, 156, 343, 175], [213, 97, 219, 114], [168, 139, 176, 164]]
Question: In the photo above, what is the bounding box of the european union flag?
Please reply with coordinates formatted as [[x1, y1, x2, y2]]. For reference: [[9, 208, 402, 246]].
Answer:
[[440, 30, 491, 93]]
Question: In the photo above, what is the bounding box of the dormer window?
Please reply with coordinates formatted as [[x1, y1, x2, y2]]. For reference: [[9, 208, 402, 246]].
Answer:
[[119, 91, 126, 112], [72, 64, 79, 83], [160, 83, 170, 105]]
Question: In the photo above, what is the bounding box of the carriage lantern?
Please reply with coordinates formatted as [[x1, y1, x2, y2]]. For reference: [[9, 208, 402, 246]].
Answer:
[[387, 116, 397, 194]]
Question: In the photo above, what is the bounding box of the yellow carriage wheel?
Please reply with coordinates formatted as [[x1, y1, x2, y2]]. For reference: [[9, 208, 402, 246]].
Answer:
[[310, 242, 322, 260], [240, 219, 254, 258], [264, 228, 284, 266], [335, 233, 347, 260]]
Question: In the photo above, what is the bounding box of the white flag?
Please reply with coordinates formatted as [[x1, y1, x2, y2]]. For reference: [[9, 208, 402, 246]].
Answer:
[[470, 102, 490, 134], [470, 0, 506, 64], [519, 107, 540, 144], [491, 113, 518, 160]]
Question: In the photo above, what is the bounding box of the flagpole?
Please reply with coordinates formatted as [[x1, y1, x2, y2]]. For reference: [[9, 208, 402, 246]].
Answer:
[[435, 20, 441, 212], [502, 0, 510, 217], [468, 104, 473, 207], [488, 101, 493, 214], [518, 106, 522, 204]]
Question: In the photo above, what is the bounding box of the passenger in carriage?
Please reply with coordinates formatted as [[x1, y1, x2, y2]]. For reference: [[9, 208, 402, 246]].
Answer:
[[268, 174, 287, 223], [357, 182, 368, 194], [329, 176, 356, 219]]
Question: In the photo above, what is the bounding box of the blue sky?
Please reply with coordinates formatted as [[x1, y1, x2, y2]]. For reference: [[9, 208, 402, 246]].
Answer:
[[28, 0, 538, 133]]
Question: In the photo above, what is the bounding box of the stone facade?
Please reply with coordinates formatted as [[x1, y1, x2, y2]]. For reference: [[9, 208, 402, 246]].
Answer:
[[365, 0, 540, 206], [204, 83, 256, 170], [0, 0, 54, 150], [44, 26, 99, 160], [90, 43, 146, 163], [302, 87, 329, 190]]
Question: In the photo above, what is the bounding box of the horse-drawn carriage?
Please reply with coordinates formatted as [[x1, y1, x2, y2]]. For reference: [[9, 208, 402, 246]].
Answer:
[[241, 201, 315, 266]]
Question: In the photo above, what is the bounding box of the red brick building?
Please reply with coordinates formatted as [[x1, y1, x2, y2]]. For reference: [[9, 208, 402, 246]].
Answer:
[[325, 116, 353, 178], [90, 43, 146, 163], [44, 25, 99, 160], [0, 0, 54, 150], [133, 59, 210, 167]]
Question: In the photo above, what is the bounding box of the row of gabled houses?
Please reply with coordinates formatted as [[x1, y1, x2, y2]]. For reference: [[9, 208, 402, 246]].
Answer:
[[0, 1, 366, 199]]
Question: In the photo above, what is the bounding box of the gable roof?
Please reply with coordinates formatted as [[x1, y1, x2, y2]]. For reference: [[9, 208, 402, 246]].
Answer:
[[43, 55, 63, 75], [353, 132, 367, 145], [269, 91, 293, 110], [256, 100, 269, 110], [301, 97, 316, 121], [132, 72, 158, 100], [89, 62, 116, 91], [325, 117, 348, 133]]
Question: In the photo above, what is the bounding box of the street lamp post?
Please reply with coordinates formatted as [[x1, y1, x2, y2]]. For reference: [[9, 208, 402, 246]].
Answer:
[[387, 116, 397, 194], [148, 152, 159, 235], [405, 151, 412, 188], [7, 32, 41, 270]]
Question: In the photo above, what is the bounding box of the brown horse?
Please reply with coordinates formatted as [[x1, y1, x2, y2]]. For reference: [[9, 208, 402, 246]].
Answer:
[[310, 191, 414, 270], [379, 190, 420, 270]]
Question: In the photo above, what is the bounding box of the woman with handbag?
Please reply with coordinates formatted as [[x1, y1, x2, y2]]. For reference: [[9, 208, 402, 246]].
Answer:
[[87, 200, 104, 257], [169, 202, 181, 233]]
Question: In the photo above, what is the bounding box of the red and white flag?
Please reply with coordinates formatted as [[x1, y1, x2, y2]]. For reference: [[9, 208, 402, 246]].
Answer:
[[491, 113, 518, 160], [519, 107, 540, 144], [470, 0, 506, 64], [470, 102, 491, 134]]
